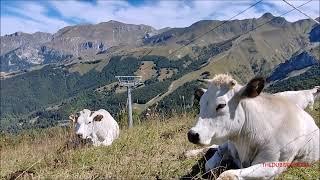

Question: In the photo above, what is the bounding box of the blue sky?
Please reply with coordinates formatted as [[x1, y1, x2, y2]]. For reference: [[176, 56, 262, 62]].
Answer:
[[1, 0, 319, 35]]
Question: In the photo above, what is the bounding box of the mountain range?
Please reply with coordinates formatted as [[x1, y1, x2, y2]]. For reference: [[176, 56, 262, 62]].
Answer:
[[0, 13, 319, 133]]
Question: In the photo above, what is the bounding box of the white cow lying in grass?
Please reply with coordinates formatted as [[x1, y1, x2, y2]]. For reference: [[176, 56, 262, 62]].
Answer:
[[69, 109, 119, 146], [187, 74, 319, 179], [275, 86, 320, 110], [186, 86, 320, 158]]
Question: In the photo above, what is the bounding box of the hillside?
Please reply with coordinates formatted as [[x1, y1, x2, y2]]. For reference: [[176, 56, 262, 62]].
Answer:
[[1, 13, 320, 133], [46, 20, 156, 56], [0, 32, 52, 55], [1, 105, 319, 179]]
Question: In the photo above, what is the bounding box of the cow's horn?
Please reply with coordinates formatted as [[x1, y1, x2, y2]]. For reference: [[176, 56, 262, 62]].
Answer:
[[197, 79, 211, 83]]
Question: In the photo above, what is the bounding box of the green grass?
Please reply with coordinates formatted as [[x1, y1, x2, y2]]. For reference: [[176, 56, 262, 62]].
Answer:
[[277, 162, 320, 180], [1, 103, 319, 179], [1, 114, 202, 179]]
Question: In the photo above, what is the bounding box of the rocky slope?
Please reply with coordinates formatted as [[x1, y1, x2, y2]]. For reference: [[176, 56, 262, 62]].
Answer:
[[0, 21, 156, 72], [46, 20, 156, 56], [0, 32, 52, 55]]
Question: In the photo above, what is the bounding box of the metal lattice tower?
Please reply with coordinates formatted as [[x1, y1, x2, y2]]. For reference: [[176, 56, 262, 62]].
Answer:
[[115, 76, 142, 128]]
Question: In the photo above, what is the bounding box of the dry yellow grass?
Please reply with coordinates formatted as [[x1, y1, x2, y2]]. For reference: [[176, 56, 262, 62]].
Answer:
[[1, 106, 319, 179], [0, 114, 202, 179]]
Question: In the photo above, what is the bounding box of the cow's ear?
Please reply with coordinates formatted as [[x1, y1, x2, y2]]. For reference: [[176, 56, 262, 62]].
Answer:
[[93, 114, 103, 122], [194, 88, 206, 101], [241, 77, 265, 98]]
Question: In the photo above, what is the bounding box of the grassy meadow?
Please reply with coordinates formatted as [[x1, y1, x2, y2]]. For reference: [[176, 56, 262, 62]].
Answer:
[[1, 102, 319, 179]]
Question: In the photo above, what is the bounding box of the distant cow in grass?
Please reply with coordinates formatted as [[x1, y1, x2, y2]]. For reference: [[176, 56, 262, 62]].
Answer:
[[275, 86, 320, 110], [69, 109, 119, 146], [187, 74, 319, 179]]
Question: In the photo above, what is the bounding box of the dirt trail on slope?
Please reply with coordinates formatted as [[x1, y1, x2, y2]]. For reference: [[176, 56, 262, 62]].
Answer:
[[135, 53, 228, 112]]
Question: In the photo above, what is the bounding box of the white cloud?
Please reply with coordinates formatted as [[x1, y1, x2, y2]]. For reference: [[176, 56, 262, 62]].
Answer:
[[50, 1, 130, 24], [1, 15, 69, 35], [260, 0, 319, 22], [1, 2, 69, 35], [1, 0, 319, 35]]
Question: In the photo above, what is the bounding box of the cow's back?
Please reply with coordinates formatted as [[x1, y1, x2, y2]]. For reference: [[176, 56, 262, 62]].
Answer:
[[264, 95, 319, 162], [239, 94, 319, 164], [94, 109, 120, 141], [275, 91, 311, 109]]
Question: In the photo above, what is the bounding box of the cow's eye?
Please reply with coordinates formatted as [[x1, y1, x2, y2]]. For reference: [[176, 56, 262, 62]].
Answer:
[[88, 121, 92, 124], [216, 104, 226, 111]]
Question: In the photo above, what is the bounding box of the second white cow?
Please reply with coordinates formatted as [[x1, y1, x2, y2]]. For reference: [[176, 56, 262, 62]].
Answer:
[[275, 86, 320, 110], [70, 109, 119, 146]]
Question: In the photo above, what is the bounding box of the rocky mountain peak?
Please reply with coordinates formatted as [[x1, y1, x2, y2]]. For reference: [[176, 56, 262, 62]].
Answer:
[[1, 31, 52, 55], [4, 31, 24, 37], [260, 12, 275, 19], [44, 20, 157, 57]]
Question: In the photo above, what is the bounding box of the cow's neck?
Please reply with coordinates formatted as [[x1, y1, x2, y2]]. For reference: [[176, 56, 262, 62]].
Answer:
[[230, 135, 260, 168], [230, 98, 271, 166]]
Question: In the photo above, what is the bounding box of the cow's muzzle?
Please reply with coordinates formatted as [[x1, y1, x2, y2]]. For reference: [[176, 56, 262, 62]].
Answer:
[[77, 134, 84, 139], [187, 130, 200, 144]]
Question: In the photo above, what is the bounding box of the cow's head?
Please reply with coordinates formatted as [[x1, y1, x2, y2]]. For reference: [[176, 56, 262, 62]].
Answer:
[[188, 74, 265, 145], [69, 109, 104, 139]]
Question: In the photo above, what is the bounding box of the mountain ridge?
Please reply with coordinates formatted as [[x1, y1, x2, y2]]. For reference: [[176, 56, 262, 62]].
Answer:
[[1, 12, 319, 132], [1, 12, 318, 73]]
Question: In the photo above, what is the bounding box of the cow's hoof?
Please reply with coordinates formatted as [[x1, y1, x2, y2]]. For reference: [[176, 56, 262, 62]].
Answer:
[[216, 170, 238, 180]]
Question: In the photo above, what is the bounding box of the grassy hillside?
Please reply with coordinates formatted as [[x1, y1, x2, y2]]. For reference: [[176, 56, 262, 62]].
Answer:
[[0, 56, 140, 117], [1, 18, 318, 133], [0, 40, 233, 133], [1, 103, 319, 179], [0, 58, 141, 133]]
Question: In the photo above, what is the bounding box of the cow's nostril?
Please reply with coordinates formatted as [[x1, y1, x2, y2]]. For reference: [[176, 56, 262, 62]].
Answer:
[[187, 130, 200, 144], [77, 134, 83, 139]]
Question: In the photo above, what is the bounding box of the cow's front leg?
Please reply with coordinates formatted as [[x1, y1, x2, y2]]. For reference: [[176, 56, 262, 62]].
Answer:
[[205, 141, 241, 172], [91, 134, 102, 147], [184, 144, 219, 158], [217, 162, 288, 180]]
